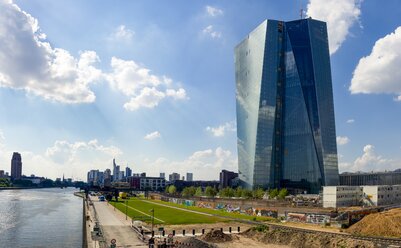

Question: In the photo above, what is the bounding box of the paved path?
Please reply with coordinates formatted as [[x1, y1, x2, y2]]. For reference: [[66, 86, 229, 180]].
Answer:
[[91, 197, 147, 248]]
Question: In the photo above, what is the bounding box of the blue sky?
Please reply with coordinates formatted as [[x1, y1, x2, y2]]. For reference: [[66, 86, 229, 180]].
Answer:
[[0, 0, 400, 181]]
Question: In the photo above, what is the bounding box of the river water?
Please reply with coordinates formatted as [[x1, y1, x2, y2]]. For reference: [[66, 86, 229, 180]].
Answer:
[[0, 188, 83, 248]]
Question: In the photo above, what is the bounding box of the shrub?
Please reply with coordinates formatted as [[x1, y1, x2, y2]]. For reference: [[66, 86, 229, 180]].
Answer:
[[252, 225, 269, 232]]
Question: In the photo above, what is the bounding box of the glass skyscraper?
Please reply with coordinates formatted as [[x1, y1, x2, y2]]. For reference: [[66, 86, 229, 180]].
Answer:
[[235, 18, 339, 193]]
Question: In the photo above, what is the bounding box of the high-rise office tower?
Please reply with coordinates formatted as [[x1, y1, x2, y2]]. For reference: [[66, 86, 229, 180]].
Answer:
[[125, 166, 132, 178], [235, 18, 339, 193], [112, 158, 120, 182], [11, 152, 22, 180], [186, 173, 193, 182]]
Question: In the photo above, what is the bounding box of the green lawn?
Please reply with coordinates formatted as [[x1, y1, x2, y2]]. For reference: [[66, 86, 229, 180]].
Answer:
[[146, 198, 278, 222], [111, 198, 227, 225], [111, 197, 277, 225]]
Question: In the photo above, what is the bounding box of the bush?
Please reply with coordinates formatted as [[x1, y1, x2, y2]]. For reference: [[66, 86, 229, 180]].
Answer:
[[252, 225, 269, 232], [278, 188, 289, 199]]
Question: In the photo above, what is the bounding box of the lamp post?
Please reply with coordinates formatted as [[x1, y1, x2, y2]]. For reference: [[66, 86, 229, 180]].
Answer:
[[125, 200, 128, 220], [150, 208, 154, 234]]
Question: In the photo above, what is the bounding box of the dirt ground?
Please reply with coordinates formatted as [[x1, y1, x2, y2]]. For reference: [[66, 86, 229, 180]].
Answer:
[[346, 208, 401, 237], [279, 221, 342, 233], [216, 234, 290, 248], [242, 227, 375, 248]]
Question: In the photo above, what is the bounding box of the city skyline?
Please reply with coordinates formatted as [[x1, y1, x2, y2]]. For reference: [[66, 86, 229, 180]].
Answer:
[[1, 0, 401, 181], [235, 18, 339, 192]]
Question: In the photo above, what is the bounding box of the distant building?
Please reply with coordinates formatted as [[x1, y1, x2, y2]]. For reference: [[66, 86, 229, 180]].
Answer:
[[133, 172, 146, 177], [169, 173, 180, 182], [126, 176, 166, 191], [323, 185, 401, 208], [118, 171, 124, 181], [0, 170, 5, 178], [22, 176, 45, 185], [103, 169, 112, 187], [340, 170, 401, 186], [219, 170, 238, 188], [323, 186, 362, 208], [87, 170, 103, 186], [112, 158, 120, 182], [160, 173, 165, 179], [11, 152, 22, 180], [125, 167, 132, 178], [186, 173, 193, 182]]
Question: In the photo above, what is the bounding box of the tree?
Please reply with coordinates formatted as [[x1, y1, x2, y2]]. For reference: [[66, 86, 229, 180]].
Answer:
[[268, 188, 279, 199], [182, 186, 196, 197], [195, 187, 203, 196], [0, 178, 11, 187], [219, 187, 235, 198], [39, 179, 54, 187], [13, 179, 34, 187], [205, 186, 217, 197], [241, 189, 253, 199], [165, 185, 170, 193], [235, 187, 243, 198], [278, 188, 289, 199], [168, 185, 177, 195], [253, 188, 265, 199]]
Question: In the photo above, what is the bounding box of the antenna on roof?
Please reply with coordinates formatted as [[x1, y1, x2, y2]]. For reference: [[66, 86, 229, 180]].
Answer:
[[300, 0, 304, 19]]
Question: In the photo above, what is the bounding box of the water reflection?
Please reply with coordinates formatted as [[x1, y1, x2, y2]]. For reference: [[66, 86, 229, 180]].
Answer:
[[0, 188, 82, 248]]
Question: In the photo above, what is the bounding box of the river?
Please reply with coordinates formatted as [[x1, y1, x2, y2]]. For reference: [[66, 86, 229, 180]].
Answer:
[[0, 188, 83, 248]]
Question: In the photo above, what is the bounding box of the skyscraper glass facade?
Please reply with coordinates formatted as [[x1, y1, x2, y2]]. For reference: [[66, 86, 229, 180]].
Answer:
[[235, 18, 339, 193]]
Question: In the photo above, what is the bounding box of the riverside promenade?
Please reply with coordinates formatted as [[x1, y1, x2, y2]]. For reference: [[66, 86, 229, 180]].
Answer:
[[87, 196, 147, 248]]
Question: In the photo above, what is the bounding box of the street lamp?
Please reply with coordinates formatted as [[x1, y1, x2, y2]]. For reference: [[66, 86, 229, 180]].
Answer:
[[150, 208, 154, 234], [125, 200, 128, 220]]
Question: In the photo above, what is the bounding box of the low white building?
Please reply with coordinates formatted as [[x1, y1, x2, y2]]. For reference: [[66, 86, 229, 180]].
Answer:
[[323, 186, 362, 208], [363, 185, 401, 206], [323, 185, 401, 208]]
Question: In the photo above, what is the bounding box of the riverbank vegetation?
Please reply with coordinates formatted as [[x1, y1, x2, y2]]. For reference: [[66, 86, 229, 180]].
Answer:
[[0, 178, 11, 187]]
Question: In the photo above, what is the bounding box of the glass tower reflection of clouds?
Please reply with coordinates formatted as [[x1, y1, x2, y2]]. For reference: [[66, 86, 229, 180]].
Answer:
[[235, 18, 339, 193]]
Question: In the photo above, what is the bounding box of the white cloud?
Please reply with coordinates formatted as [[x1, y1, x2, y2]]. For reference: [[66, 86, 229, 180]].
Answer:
[[0, 1, 187, 111], [205, 6, 223, 17], [346, 119, 355, 124], [189, 149, 213, 160], [306, 0, 362, 54], [144, 131, 161, 140], [107, 57, 187, 111], [350, 26, 401, 100], [0, 1, 102, 103], [337, 136, 350, 145], [144, 147, 236, 180], [206, 121, 236, 137], [202, 25, 222, 39], [166, 88, 188, 100], [45, 139, 122, 164], [339, 145, 398, 172], [110, 25, 134, 42], [123, 87, 166, 111]]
